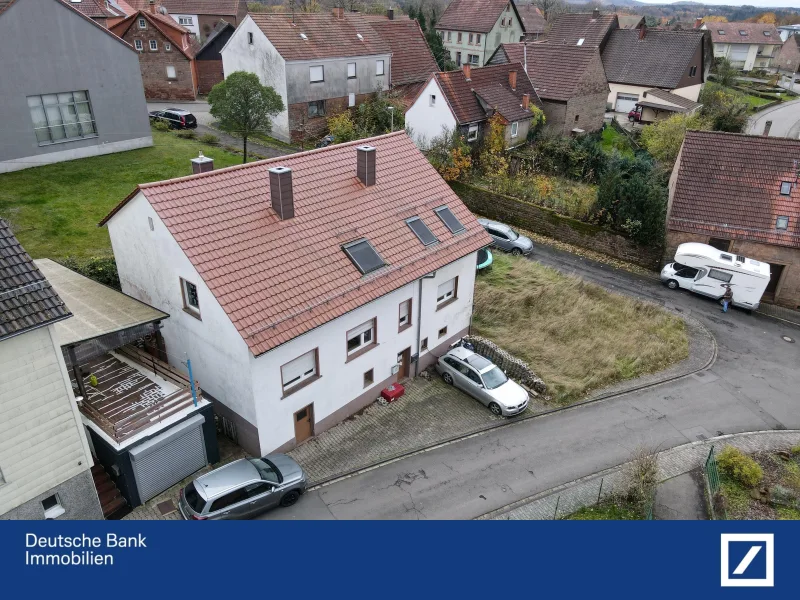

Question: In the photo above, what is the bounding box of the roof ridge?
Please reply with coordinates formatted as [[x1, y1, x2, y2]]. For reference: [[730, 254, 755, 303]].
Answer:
[[686, 130, 800, 144]]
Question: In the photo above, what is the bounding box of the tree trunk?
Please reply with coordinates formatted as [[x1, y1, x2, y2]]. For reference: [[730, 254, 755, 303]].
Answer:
[[243, 135, 248, 164]]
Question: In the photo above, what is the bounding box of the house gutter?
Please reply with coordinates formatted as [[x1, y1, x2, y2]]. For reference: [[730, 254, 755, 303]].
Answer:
[[415, 272, 437, 376]]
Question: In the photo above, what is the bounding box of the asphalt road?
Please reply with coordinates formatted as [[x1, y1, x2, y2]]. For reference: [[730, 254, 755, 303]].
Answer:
[[748, 98, 800, 138], [261, 245, 800, 520]]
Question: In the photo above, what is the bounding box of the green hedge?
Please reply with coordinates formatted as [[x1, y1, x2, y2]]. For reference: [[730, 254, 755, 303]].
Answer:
[[57, 256, 121, 290]]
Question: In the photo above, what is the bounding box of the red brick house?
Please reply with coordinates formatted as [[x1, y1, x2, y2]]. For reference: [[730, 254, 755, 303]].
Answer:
[[667, 131, 800, 308], [111, 6, 198, 100], [775, 34, 800, 74], [127, 0, 248, 41]]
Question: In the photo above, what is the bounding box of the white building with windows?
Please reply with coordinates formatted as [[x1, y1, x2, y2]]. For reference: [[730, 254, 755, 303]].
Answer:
[[101, 133, 490, 456]]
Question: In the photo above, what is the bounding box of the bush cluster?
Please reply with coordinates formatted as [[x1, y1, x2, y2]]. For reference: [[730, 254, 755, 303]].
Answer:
[[717, 446, 764, 488], [58, 256, 121, 290]]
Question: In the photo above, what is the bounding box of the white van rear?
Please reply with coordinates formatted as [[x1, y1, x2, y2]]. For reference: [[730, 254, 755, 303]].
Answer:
[[661, 243, 771, 309]]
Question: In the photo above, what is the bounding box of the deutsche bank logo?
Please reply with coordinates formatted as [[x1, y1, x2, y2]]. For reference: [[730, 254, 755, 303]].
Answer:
[[720, 534, 774, 587]]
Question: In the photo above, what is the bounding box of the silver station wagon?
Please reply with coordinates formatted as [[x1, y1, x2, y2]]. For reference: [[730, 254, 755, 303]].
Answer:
[[178, 454, 307, 520], [477, 218, 533, 256]]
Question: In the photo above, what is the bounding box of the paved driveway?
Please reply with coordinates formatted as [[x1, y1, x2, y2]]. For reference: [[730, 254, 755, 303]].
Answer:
[[260, 245, 800, 520], [748, 98, 800, 138]]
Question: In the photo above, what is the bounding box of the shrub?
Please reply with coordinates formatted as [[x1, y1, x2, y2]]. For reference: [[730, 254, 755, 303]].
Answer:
[[327, 111, 358, 143], [717, 446, 764, 488], [175, 129, 197, 139], [199, 133, 219, 145], [791, 445, 800, 456], [423, 127, 472, 182], [57, 256, 120, 290], [151, 119, 171, 132]]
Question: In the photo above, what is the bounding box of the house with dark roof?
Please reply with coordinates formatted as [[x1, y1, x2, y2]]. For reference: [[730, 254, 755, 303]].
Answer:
[[602, 28, 710, 114], [516, 3, 546, 42], [100, 133, 492, 455], [406, 62, 542, 147], [702, 22, 782, 71], [111, 5, 200, 100], [435, 0, 525, 67], [543, 9, 618, 50], [364, 12, 439, 107], [0, 0, 151, 173], [0, 220, 103, 520], [775, 33, 800, 74], [195, 19, 234, 94], [667, 131, 800, 308], [488, 43, 608, 134], [221, 9, 392, 143], [126, 0, 248, 41]]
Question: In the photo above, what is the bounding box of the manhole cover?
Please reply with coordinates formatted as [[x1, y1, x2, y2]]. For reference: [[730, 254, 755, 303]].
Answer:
[[156, 500, 177, 516], [782, 335, 795, 343]]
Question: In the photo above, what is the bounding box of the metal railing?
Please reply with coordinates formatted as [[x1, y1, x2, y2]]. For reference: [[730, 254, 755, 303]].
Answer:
[[703, 445, 727, 519]]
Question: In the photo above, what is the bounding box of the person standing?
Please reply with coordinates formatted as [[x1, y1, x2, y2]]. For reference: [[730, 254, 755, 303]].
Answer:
[[721, 284, 733, 313]]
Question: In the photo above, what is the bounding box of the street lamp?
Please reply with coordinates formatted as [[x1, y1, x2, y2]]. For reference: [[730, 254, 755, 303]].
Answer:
[[388, 106, 395, 132]]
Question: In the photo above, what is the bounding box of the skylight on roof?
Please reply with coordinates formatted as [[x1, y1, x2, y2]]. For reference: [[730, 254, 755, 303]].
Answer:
[[434, 206, 465, 234], [357, 33, 364, 40], [780, 181, 792, 195], [739, 30, 748, 35], [300, 33, 308, 40], [576, 38, 585, 46], [343, 239, 385, 274], [764, 31, 771, 36], [718, 30, 726, 35], [406, 217, 439, 246]]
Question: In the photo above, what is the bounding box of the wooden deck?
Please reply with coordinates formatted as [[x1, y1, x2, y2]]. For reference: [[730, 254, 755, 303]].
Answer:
[[73, 348, 199, 443]]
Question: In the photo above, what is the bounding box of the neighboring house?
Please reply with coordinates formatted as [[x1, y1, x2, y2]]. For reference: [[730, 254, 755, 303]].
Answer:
[[195, 19, 235, 94], [435, 0, 525, 67], [543, 9, 617, 50], [633, 88, 701, 122], [406, 62, 542, 147], [0, 220, 102, 520], [100, 133, 491, 456], [667, 131, 800, 308], [488, 43, 608, 134], [516, 3, 546, 42], [221, 9, 391, 143], [703, 22, 782, 71], [774, 33, 800, 74], [602, 28, 709, 113], [364, 13, 439, 108], [111, 6, 199, 100], [0, 0, 152, 173], [127, 0, 248, 40], [617, 15, 644, 30], [61, 0, 133, 27], [777, 24, 800, 43]]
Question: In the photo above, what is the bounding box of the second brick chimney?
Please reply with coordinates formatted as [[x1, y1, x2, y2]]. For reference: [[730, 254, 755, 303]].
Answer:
[[522, 94, 530, 110], [357, 145, 376, 187], [592, 7, 599, 20], [639, 25, 647, 40], [269, 166, 294, 219], [332, 6, 343, 19], [148, 0, 156, 13], [508, 69, 517, 91], [463, 63, 471, 81], [694, 17, 703, 28], [387, 7, 394, 20]]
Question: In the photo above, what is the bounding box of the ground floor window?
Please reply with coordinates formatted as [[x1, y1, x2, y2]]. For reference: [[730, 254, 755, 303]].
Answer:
[[511, 121, 519, 137], [347, 318, 376, 356], [281, 349, 319, 394], [308, 100, 325, 118], [27, 91, 96, 145]]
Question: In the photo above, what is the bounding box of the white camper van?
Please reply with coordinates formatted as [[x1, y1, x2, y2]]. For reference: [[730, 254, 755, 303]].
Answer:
[[661, 243, 771, 309]]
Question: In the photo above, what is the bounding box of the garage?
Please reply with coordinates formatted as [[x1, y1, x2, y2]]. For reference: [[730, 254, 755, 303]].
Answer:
[[615, 93, 639, 113]]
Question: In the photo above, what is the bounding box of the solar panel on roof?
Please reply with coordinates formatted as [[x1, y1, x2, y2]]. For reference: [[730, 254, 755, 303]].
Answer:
[[406, 217, 438, 246], [342, 239, 385, 275], [434, 206, 465, 234]]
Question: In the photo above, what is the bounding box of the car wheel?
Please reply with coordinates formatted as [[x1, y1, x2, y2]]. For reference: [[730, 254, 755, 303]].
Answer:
[[666, 279, 679, 290], [280, 490, 300, 507], [511, 248, 522, 256], [442, 372, 454, 385], [488, 402, 503, 416]]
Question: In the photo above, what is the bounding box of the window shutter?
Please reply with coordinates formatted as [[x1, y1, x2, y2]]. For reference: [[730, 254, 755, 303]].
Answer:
[[348, 319, 374, 340], [281, 350, 316, 388]]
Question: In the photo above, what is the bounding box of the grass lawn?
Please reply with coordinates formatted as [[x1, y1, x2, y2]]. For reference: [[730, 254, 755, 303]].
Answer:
[[565, 500, 641, 520], [744, 94, 773, 110], [600, 126, 634, 158], [0, 129, 248, 260], [473, 253, 689, 403]]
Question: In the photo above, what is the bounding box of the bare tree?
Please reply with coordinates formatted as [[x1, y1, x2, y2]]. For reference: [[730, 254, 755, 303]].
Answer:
[[534, 0, 566, 21]]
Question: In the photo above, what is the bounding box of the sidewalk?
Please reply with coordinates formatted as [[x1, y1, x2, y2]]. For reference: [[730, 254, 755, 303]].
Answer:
[[477, 430, 800, 520], [756, 303, 800, 327]]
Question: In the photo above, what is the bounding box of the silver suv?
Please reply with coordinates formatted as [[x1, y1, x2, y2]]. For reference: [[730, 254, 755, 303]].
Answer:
[[477, 218, 533, 256], [178, 454, 307, 520]]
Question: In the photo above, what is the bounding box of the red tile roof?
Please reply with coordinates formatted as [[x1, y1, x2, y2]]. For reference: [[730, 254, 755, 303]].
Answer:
[[111, 9, 196, 58], [670, 131, 800, 249], [544, 12, 617, 47], [364, 16, 438, 87], [249, 13, 390, 61], [434, 70, 487, 124], [62, 0, 125, 19], [706, 22, 780, 45], [127, 0, 241, 16], [436, 0, 520, 34], [101, 133, 490, 356]]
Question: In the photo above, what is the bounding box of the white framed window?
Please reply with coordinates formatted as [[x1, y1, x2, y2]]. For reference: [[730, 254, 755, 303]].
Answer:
[[447, 31, 452, 41], [376, 60, 385, 76], [134, 39, 143, 50], [42, 494, 65, 519], [149, 39, 158, 51], [469, 33, 474, 44], [138, 17, 146, 28], [347, 62, 356, 78], [467, 125, 478, 141], [399, 299, 412, 330], [437, 277, 457, 307], [181, 277, 200, 317], [310, 65, 324, 82], [429, 94, 436, 106], [457, 32, 462, 43], [248, 32, 254, 44], [476, 34, 481, 44], [166, 65, 177, 79], [281, 349, 319, 393], [178, 16, 193, 25], [348, 93, 356, 107], [165, 43, 171, 51], [27, 91, 96, 145], [469, 54, 479, 65], [511, 121, 519, 137], [347, 318, 376, 355]]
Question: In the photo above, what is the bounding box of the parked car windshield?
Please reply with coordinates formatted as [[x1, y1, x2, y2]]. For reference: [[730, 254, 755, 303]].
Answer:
[[482, 366, 508, 390], [248, 458, 282, 484], [184, 482, 206, 512], [507, 229, 519, 241]]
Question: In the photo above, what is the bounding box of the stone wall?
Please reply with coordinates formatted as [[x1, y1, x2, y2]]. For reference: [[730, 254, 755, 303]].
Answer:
[[122, 26, 196, 100], [288, 92, 373, 143], [451, 181, 663, 270]]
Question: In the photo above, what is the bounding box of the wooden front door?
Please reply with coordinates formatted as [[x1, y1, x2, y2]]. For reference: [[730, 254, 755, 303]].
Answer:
[[294, 404, 314, 444], [397, 347, 411, 380]]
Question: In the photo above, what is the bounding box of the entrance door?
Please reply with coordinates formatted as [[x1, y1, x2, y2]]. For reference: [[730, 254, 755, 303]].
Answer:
[[397, 348, 411, 380], [762, 264, 784, 304], [294, 404, 314, 444]]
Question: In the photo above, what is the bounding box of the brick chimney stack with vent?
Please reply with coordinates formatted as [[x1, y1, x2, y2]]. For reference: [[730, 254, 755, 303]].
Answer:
[[333, 6, 343, 19], [463, 63, 471, 81], [694, 17, 703, 28], [522, 94, 530, 110], [148, 0, 156, 13], [592, 7, 599, 20], [508, 69, 517, 90], [639, 25, 647, 40], [191, 152, 214, 174], [357, 145, 376, 187], [387, 7, 394, 20], [269, 166, 294, 219]]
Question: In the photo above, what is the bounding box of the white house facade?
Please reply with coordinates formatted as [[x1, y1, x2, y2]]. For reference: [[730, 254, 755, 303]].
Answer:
[[406, 77, 458, 147], [436, 0, 524, 67], [170, 13, 201, 38]]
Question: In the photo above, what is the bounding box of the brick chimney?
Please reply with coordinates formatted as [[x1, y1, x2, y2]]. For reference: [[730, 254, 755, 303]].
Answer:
[[694, 17, 702, 29], [387, 7, 394, 20], [508, 69, 517, 90], [639, 25, 646, 40], [269, 166, 294, 219], [522, 93, 530, 110], [148, 0, 156, 13], [332, 6, 343, 19], [191, 152, 214, 174], [356, 145, 376, 187], [592, 7, 599, 20], [463, 63, 471, 81]]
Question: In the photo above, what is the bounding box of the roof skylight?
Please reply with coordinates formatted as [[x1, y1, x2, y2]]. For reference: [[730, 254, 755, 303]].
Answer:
[[343, 239, 385, 274], [406, 217, 439, 246], [300, 33, 308, 40], [434, 206, 465, 234]]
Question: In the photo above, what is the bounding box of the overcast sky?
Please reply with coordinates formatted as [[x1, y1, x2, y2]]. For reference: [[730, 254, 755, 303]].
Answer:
[[635, 0, 800, 7]]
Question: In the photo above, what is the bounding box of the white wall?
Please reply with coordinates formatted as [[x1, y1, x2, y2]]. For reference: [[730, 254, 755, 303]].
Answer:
[[106, 193, 258, 427], [671, 84, 703, 102], [222, 16, 289, 141], [0, 326, 93, 515], [249, 253, 478, 454], [170, 14, 200, 38], [406, 78, 458, 148], [608, 82, 703, 109]]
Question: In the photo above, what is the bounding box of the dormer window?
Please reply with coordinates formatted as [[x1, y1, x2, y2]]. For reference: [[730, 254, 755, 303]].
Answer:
[[780, 181, 791, 195], [138, 17, 146, 29]]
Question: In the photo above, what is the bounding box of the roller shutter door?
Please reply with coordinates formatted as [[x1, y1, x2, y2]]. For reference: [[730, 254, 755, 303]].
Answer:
[[130, 414, 207, 503], [615, 93, 639, 113]]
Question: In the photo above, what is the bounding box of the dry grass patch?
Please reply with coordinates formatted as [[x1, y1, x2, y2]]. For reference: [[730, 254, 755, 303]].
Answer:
[[473, 253, 688, 403]]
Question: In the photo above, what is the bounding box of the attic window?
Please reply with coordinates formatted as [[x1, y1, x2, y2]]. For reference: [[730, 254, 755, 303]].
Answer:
[[406, 217, 439, 246], [776, 216, 789, 230], [434, 206, 465, 234], [138, 17, 146, 29], [248, 32, 254, 44], [576, 38, 585, 46], [764, 31, 771, 36], [780, 181, 791, 195], [718, 30, 725, 35], [343, 239, 385, 274]]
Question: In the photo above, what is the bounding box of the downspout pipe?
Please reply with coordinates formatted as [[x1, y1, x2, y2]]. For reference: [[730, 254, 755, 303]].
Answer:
[[415, 272, 437, 376]]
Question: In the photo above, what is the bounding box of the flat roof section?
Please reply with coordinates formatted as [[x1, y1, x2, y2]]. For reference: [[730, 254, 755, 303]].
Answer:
[[34, 259, 168, 346]]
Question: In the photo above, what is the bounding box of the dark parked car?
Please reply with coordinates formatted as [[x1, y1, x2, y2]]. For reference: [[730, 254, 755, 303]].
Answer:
[[149, 108, 197, 129]]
